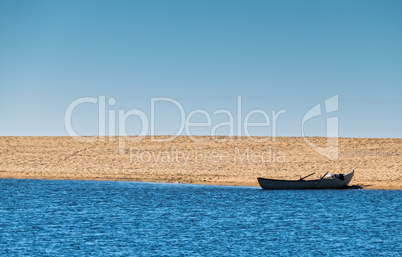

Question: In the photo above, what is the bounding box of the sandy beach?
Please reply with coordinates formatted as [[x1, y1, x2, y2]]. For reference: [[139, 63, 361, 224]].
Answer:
[[0, 136, 401, 189]]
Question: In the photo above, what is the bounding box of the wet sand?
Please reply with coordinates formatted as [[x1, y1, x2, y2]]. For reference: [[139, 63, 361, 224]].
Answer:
[[0, 136, 401, 189]]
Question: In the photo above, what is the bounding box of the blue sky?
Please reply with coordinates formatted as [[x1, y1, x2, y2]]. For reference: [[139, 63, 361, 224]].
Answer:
[[0, 0, 401, 138]]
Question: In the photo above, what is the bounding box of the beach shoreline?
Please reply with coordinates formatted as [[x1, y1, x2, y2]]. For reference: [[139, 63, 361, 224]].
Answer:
[[1, 136, 401, 190], [0, 176, 400, 190]]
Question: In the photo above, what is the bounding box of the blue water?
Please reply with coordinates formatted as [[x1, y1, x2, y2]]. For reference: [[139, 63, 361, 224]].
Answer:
[[0, 179, 400, 256]]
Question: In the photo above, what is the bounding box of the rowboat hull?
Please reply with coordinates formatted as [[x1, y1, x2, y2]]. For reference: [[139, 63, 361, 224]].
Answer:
[[257, 170, 354, 190]]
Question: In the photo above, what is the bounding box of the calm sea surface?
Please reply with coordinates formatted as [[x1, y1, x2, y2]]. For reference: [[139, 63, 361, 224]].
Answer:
[[0, 179, 400, 256]]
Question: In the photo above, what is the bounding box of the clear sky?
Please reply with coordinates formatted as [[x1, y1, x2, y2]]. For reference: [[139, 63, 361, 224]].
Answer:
[[0, 0, 401, 138]]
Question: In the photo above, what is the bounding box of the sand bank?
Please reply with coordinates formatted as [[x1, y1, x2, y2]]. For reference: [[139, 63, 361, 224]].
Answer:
[[0, 136, 401, 190]]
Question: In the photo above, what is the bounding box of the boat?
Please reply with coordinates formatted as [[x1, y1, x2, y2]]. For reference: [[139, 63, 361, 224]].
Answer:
[[257, 170, 354, 190]]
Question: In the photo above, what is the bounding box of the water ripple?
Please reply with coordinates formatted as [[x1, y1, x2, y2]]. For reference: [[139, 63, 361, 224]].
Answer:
[[0, 179, 400, 256]]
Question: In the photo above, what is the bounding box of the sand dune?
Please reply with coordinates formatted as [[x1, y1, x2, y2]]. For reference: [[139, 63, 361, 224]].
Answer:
[[0, 136, 401, 189]]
